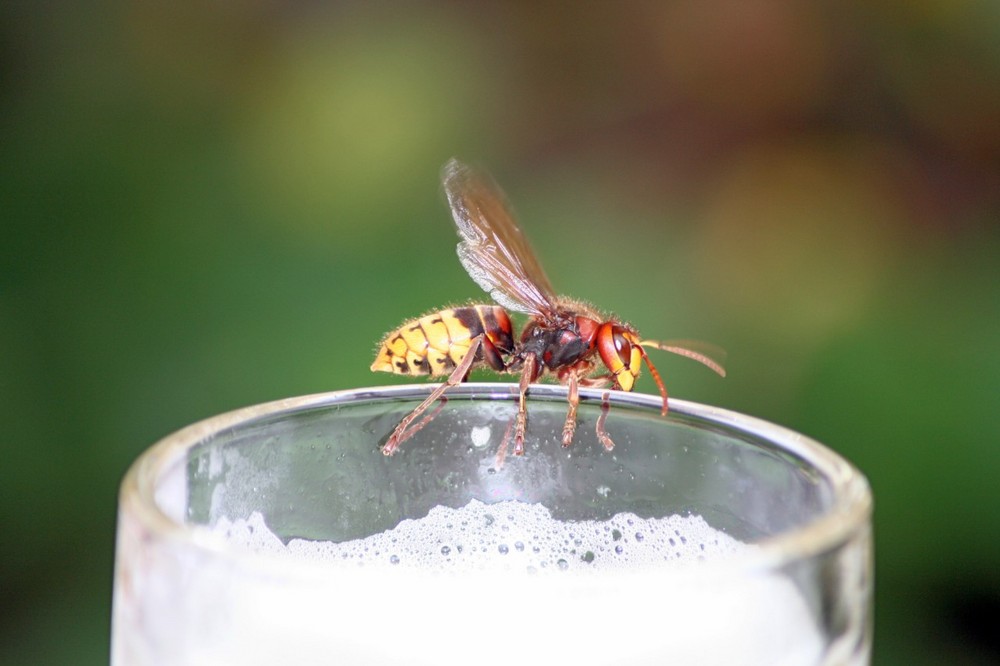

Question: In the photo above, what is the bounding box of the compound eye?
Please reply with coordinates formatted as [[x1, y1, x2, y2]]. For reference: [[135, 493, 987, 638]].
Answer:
[[612, 329, 632, 363]]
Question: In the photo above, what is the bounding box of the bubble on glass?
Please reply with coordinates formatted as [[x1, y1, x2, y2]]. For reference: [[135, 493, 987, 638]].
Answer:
[[470, 425, 491, 449]]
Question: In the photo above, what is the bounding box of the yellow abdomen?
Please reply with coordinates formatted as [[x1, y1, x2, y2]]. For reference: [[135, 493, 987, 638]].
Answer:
[[371, 305, 512, 377]]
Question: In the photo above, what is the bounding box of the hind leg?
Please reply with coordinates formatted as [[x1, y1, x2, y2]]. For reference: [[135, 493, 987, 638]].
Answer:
[[382, 336, 483, 455]]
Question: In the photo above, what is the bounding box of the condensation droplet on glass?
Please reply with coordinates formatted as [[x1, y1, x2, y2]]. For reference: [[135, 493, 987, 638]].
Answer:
[[470, 425, 491, 449]]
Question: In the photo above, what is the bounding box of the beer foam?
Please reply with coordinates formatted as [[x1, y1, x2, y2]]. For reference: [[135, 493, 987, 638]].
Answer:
[[118, 501, 824, 665], [215, 499, 749, 573]]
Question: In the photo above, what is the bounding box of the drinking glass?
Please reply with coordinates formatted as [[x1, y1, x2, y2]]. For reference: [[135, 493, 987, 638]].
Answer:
[[112, 383, 872, 665]]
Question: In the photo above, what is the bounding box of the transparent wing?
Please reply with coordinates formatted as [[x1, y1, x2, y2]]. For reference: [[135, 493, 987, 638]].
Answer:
[[639, 339, 728, 377], [443, 158, 558, 317]]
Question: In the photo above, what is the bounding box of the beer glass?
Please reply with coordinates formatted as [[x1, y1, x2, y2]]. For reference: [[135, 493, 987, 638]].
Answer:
[[112, 384, 872, 665]]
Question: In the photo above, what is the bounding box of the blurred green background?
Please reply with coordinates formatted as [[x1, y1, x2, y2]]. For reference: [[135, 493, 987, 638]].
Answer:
[[2, 1, 998, 664]]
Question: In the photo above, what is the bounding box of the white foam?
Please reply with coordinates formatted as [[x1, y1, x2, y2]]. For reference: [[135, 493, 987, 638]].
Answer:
[[217, 499, 748, 574], [114, 500, 825, 666]]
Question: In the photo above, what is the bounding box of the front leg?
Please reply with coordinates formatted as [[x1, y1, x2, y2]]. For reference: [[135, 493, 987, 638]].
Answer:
[[576, 375, 616, 450], [595, 390, 615, 451]]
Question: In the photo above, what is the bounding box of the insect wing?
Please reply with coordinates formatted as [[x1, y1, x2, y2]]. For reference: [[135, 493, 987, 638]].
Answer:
[[443, 158, 558, 317]]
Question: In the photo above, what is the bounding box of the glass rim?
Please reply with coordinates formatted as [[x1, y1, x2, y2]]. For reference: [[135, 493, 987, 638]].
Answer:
[[120, 383, 872, 571]]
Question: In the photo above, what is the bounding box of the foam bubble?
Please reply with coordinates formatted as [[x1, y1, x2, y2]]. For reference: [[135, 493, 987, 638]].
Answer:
[[217, 499, 749, 574]]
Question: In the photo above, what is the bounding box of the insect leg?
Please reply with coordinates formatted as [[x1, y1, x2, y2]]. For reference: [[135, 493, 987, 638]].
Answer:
[[595, 390, 615, 451], [494, 416, 515, 469], [382, 335, 484, 455], [387, 398, 448, 449], [562, 371, 580, 447], [501, 352, 537, 457]]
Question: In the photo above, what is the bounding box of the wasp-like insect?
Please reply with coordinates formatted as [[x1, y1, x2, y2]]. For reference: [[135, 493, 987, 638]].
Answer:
[[372, 159, 726, 457]]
